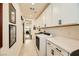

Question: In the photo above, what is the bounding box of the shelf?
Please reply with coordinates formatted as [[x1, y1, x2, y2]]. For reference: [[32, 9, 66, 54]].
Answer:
[[40, 24, 79, 29]]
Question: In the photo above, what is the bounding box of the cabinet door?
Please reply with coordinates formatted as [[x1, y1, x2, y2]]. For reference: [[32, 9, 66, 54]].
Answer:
[[34, 19, 38, 29], [39, 14, 43, 28], [36, 14, 43, 28], [41, 4, 52, 27], [51, 3, 78, 25], [76, 4, 79, 24], [51, 4, 60, 26], [42, 12, 46, 27], [47, 42, 62, 56], [37, 16, 40, 27], [60, 4, 78, 25], [45, 4, 52, 27]]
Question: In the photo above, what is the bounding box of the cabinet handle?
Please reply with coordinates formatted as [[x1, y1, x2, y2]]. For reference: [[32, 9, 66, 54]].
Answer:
[[51, 49, 54, 55], [48, 43, 51, 45], [56, 48, 61, 52]]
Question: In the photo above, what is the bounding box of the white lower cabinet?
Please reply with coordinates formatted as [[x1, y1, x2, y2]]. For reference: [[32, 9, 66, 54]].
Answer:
[[47, 44, 62, 56], [47, 40, 69, 56]]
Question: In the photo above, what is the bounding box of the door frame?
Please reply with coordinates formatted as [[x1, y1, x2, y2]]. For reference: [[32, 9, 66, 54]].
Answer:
[[21, 16, 25, 44], [23, 23, 24, 44]]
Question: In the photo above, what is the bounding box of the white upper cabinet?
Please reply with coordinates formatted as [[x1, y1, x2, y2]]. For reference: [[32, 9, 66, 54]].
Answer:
[[60, 4, 78, 25], [41, 12, 45, 27], [39, 14, 43, 28], [51, 4, 60, 26], [51, 3, 79, 25], [36, 12, 43, 28], [44, 4, 52, 27], [76, 4, 79, 24], [36, 3, 79, 28], [35, 18, 39, 27]]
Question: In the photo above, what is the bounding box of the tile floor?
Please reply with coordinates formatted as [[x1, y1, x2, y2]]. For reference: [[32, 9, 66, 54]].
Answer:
[[19, 40, 38, 56]]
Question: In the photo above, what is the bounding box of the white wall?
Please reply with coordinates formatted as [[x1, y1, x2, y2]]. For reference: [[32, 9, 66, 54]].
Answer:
[[0, 3, 23, 55]]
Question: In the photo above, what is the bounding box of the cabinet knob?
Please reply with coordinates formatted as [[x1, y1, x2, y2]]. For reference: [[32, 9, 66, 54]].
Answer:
[[48, 43, 51, 45], [56, 48, 61, 52], [51, 49, 54, 55]]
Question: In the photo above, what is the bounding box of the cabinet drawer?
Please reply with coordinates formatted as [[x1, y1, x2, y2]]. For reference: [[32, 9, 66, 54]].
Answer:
[[47, 40, 57, 48], [55, 46, 69, 56], [47, 40, 69, 56]]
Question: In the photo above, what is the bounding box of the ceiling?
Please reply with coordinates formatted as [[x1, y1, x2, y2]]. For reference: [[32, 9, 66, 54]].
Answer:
[[19, 3, 49, 20]]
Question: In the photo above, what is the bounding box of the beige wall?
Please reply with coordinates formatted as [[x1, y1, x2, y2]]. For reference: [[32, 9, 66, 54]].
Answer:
[[43, 26, 79, 40], [0, 3, 23, 55]]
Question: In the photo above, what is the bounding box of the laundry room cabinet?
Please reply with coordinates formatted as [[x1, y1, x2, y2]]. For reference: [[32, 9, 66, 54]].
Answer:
[[47, 41, 62, 56], [36, 3, 79, 28], [76, 4, 79, 24], [43, 4, 52, 27], [35, 13, 43, 29], [47, 40, 69, 56], [51, 3, 79, 26], [56, 4, 78, 25]]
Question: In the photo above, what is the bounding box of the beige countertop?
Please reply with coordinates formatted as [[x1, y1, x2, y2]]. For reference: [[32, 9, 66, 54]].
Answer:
[[47, 36, 79, 53]]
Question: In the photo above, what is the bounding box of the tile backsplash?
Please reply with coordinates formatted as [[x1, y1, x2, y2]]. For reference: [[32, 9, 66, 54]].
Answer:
[[43, 26, 79, 40]]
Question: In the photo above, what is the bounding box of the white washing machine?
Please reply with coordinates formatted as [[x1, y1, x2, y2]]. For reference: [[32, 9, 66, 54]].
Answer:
[[36, 34, 52, 56]]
